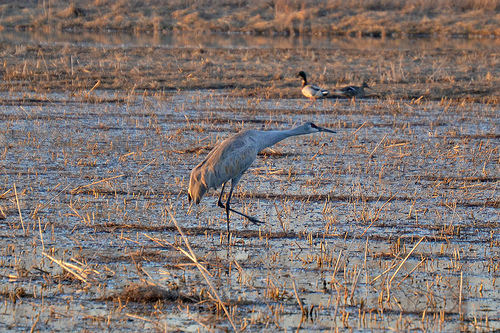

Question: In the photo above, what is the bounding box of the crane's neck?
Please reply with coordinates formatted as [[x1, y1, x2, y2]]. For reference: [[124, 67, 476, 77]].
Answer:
[[257, 126, 309, 151]]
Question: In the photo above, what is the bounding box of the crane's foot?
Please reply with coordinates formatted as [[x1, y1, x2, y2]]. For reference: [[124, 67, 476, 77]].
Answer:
[[247, 216, 264, 225], [218, 201, 265, 225]]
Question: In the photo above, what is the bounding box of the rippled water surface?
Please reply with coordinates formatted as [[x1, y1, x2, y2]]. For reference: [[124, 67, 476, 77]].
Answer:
[[0, 88, 499, 331]]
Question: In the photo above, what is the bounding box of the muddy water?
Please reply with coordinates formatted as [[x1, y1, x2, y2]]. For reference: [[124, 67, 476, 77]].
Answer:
[[0, 90, 499, 331]]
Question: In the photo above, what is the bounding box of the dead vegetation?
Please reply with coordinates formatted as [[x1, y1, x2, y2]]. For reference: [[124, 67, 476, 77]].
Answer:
[[1, 0, 500, 37], [0, 41, 499, 104], [110, 284, 191, 303]]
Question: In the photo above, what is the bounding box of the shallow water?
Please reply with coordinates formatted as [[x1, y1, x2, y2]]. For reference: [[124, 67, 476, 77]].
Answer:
[[2, 29, 500, 51], [0, 90, 499, 331]]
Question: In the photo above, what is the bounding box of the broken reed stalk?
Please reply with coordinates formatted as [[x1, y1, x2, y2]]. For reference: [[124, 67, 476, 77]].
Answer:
[[38, 217, 44, 250], [37, 48, 50, 80], [389, 236, 425, 285], [71, 174, 125, 193], [42, 252, 89, 284], [29, 312, 40, 333], [396, 258, 426, 288], [359, 194, 397, 238], [13, 182, 25, 234], [310, 142, 327, 161], [292, 278, 306, 316], [371, 236, 426, 285], [31, 182, 74, 218], [125, 313, 155, 324], [164, 209, 238, 332], [370, 262, 400, 284], [350, 269, 362, 303], [136, 157, 157, 175], [346, 121, 367, 140], [459, 271, 463, 321], [0, 188, 12, 199], [85, 80, 101, 98], [368, 133, 388, 159], [330, 250, 344, 288]]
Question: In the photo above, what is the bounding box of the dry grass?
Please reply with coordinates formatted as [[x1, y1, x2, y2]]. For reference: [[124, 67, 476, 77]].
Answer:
[[0, 42, 499, 104], [0, 0, 499, 36]]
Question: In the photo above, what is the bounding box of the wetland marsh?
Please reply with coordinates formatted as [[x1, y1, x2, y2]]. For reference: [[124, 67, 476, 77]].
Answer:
[[0, 33, 499, 332]]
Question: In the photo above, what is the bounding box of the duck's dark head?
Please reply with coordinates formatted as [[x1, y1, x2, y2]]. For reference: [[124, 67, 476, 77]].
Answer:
[[296, 71, 307, 80]]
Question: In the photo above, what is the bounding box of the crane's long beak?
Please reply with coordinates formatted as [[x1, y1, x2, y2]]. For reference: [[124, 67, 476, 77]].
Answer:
[[317, 126, 336, 134]]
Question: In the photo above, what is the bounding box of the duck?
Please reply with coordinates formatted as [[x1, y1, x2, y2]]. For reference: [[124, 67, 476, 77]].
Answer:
[[337, 82, 370, 99], [296, 71, 329, 101]]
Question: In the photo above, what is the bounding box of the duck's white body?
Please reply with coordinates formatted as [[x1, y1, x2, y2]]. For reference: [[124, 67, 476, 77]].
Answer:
[[297, 71, 329, 100]]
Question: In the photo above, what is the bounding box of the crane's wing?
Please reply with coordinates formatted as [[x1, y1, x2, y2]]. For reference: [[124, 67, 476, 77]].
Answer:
[[203, 132, 259, 187], [188, 131, 259, 204]]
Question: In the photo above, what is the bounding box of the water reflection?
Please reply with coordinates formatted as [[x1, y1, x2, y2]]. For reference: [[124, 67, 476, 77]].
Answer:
[[0, 29, 499, 50]]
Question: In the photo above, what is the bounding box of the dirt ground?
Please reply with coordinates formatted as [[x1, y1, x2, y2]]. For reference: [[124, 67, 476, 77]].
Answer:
[[0, 33, 499, 332]]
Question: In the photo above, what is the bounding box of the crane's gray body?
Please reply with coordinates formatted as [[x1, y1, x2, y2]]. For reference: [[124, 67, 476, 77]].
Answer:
[[187, 122, 336, 229], [189, 128, 294, 204]]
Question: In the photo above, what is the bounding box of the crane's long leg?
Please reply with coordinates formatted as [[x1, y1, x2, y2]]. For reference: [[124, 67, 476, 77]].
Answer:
[[217, 182, 263, 233]]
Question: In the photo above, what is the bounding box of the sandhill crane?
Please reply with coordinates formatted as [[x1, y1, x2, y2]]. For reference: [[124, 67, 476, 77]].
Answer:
[[296, 71, 329, 101], [188, 122, 336, 233], [337, 82, 371, 99]]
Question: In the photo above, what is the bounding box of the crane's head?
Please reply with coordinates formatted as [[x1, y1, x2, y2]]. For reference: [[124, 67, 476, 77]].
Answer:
[[305, 122, 336, 134], [188, 185, 206, 205], [188, 170, 208, 205]]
